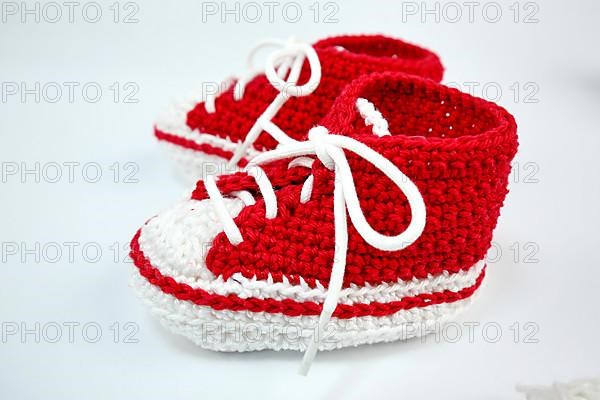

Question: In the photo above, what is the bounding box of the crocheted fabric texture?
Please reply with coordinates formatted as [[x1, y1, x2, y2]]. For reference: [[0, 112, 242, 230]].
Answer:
[[130, 72, 517, 352], [154, 34, 444, 181]]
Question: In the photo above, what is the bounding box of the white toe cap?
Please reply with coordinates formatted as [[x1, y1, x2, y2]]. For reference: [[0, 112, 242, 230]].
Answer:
[[138, 197, 244, 281]]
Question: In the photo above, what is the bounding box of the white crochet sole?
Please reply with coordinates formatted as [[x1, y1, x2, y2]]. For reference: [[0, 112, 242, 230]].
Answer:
[[155, 96, 262, 184], [159, 140, 231, 184], [131, 198, 485, 352], [130, 270, 480, 352]]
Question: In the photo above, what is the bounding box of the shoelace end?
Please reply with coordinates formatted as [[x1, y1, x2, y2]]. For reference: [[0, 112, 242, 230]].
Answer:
[[298, 341, 319, 376]]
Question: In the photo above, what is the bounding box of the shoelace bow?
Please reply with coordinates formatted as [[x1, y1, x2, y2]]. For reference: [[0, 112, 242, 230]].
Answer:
[[204, 125, 427, 374], [204, 37, 322, 169]]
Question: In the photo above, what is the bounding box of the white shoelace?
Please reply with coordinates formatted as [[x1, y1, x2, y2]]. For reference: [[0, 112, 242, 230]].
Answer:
[[204, 122, 427, 375], [356, 97, 391, 137], [203, 37, 322, 169]]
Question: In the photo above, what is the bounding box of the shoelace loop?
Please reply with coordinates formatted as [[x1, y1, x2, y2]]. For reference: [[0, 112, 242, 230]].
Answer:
[[204, 126, 426, 375], [203, 37, 322, 168]]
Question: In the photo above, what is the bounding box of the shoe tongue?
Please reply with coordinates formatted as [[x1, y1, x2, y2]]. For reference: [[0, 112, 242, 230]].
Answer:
[[318, 72, 420, 138], [320, 87, 392, 138]]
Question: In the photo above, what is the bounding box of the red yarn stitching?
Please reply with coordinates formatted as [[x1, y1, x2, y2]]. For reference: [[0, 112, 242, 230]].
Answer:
[[184, 35, 444, 152], [154, 128, 248, 167], [130, 229, 484, 318], [202, 73, 517, 288]]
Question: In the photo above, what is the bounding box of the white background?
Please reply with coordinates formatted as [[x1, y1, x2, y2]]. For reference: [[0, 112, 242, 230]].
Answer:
[[1, 0, 599, 398]]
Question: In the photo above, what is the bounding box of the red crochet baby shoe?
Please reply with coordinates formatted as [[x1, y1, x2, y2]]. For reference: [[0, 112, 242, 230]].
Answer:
[[155, 34, 443, 182], [130, 72, 517, 374]]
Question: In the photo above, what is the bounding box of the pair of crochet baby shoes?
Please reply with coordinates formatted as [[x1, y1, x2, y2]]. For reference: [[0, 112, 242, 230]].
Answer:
[[130, 34, 518, 374]]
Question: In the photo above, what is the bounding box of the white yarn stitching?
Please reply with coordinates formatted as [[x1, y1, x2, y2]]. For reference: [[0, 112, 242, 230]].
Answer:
[[131, 270, 479, 352], [203, 37, 323, 169], [138, 219, 483, 303], [203, 125, 426, 374], [356, 98, 391, 137]]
